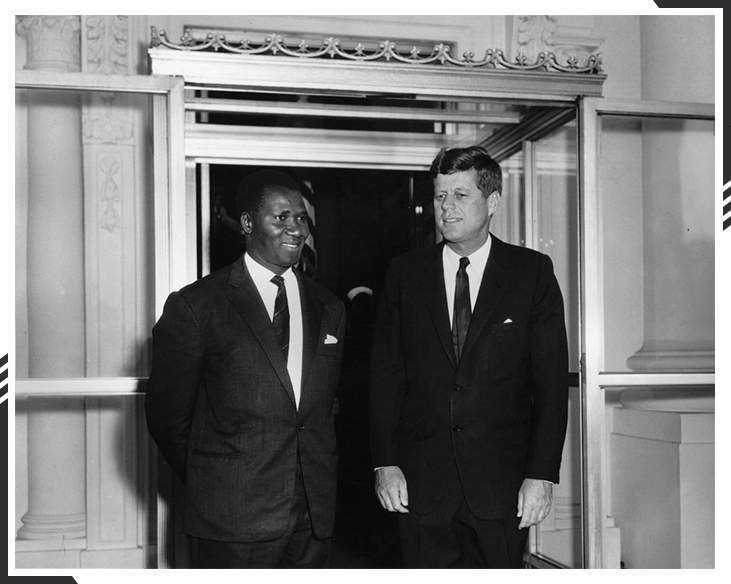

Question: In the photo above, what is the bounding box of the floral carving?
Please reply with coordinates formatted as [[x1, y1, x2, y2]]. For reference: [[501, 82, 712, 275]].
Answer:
[[85, 16, 130, 74], [151, 27, 602, 74]]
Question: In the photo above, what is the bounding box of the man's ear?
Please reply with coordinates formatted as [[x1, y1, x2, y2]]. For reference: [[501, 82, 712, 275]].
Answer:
[[240, 212, 252, 234], [488, 191, 501, 216]]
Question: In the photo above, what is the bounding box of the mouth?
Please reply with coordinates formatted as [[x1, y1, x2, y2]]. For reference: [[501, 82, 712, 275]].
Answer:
[[281, 241, 303, 250], [441, 217, 462, 224]]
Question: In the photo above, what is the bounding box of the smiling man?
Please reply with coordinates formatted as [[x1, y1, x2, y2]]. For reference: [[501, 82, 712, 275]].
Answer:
[[146, 169, 346, 568], [369, 146, 569, 568]]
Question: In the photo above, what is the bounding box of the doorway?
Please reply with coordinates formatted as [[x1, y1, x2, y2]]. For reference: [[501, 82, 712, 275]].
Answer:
[[204, 164, 434, 567], [206, 165, 433, 290], [150, 37, 608, 568]]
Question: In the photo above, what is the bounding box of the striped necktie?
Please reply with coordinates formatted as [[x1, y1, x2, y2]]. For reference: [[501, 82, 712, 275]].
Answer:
[[271, 275, 290, 361]]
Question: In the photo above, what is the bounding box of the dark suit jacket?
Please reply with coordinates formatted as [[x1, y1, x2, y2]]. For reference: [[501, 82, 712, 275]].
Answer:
[[145, 256, 346, 542], [369, 236, 568, 519]]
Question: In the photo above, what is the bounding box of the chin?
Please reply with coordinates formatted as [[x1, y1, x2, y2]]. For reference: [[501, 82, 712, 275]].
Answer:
[[280, 253, 302, 266], [439, 228, 463, 241]]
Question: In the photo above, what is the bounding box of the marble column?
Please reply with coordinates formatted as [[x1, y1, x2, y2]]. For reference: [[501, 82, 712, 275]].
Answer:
[[612, 15, 715, 569], [626, 15, 714, 373], [16, 15, 87, 541]]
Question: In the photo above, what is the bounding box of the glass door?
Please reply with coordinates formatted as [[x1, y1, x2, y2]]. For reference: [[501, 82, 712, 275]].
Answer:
[[498, 116, 582, 569], [13, 70, 185, 570], [578, 98, 714, 568]]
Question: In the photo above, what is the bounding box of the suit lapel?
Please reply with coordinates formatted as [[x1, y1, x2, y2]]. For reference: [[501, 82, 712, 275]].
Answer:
[[297, 270, 324, 397], [420, 243, 458, 370], [226, 258, 296, 407], [461, 236, 508, 361]]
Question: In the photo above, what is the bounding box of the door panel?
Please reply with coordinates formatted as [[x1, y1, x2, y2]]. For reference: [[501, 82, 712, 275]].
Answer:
[[579, 98, 714, 568], [13, 71, 185, 569]]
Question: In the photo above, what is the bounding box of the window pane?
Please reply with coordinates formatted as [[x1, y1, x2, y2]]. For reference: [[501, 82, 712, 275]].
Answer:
[[531, 123, 581, 568], [15, 88, 156, 378], [15, 394, 157, 568], [598, 116, 714, 373]]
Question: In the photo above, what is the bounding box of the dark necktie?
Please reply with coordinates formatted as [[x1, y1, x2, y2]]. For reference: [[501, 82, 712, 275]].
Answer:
[[271, 275, 290, 361], [452, 256, 471, 361]]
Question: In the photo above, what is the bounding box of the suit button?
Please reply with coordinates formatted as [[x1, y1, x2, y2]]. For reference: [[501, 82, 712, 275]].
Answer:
[[452, 384, 460, 392], [452, 425, 465, 432], [298, 424, 306, 431]]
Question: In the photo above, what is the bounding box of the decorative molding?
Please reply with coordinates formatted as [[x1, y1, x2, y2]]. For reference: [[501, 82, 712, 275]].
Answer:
[[618, 386, 714, 414], [16, 16, 81, 72], [515, 16, 558, 61], [552, 24, 605, 72], [83, 15, 130, 74], [98, 155, 122, 233], [626, 349, 714, 372], [151, 27, 603, 74], [82, 94, 135, 144], [513, 16, 604, 71]]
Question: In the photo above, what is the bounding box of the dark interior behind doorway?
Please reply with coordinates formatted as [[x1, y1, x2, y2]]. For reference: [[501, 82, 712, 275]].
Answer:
[[206, 165, 434, 567]]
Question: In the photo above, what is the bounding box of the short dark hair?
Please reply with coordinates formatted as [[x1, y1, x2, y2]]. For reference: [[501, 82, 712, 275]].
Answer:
[[429, 146, 502, 197], [235, 169, 302, 217]]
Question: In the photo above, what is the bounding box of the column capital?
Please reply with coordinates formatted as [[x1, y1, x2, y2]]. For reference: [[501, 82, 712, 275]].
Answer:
[[16, 15, 81, 72]]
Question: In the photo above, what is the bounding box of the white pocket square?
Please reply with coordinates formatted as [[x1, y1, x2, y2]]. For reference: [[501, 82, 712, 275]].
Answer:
[[324, 334, 339, 345], [503, 318, 513, 324]]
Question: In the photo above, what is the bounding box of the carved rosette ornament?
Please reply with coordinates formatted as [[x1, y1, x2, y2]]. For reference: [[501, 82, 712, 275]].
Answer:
[[150, 26, 603, 74], [82, 94, 135, 144], [16, 15, 81, 71]]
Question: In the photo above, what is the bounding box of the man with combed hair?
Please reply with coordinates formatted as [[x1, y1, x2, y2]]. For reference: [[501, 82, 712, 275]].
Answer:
[[369, 146, 569, 568]]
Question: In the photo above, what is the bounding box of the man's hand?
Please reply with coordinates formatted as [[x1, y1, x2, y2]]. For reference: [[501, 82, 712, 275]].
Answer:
[[517, 478, 553, 529], [375, 466, 409, 513]]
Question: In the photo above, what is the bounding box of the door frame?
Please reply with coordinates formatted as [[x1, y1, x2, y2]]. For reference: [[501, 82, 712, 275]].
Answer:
[[150, 40, 608, 568], [14, 69, 186, 568]]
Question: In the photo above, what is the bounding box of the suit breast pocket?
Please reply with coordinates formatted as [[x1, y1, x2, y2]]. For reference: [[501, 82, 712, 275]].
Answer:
[[490, 321, 522, 336], [483, 324, 528, 377], [320, 345, 340, 357]]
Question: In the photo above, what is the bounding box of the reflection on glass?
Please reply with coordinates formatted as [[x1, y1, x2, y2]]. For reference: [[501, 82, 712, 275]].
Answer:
[[599, 116, 714, 373], [15, 88, 156, 379], [15, 395, 156, 568], [502, 124, 582, 567], [530, 124, 581, 568]]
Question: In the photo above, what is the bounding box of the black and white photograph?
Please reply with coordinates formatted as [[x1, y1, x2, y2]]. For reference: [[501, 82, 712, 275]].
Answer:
[[6, 5, 722, 579]]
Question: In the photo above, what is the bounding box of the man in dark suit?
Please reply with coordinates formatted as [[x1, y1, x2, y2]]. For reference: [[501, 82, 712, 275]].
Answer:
[[145, 169, 346, 568], [369, 146, 568, 568]]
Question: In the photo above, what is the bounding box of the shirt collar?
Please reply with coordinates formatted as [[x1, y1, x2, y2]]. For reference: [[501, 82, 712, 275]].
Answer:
[[244, 252, 294, 288], [443, 233, 492, 273]]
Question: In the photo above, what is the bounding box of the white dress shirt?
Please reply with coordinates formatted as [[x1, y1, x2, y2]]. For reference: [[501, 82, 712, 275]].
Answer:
[[442, 235, 492, 323], [244, 253, 304, 408]]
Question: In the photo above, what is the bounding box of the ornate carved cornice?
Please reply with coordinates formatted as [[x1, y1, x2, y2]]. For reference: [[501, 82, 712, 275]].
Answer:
[[150, 27, 603, 74], [16, 16, 81, 72]]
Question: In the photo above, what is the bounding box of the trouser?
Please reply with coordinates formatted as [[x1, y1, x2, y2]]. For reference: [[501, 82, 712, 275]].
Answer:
[[399, 464, 528, 569], [189, 462, 331, 569]]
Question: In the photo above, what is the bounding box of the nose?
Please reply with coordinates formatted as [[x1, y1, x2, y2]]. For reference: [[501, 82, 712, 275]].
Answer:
[[285, 217, 307, 237], [441, 193, 455, 210]]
